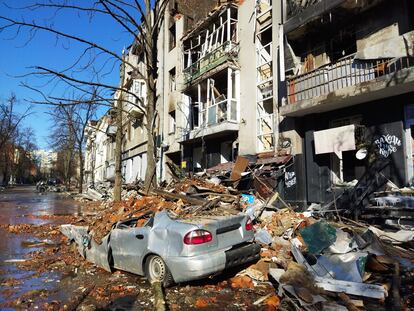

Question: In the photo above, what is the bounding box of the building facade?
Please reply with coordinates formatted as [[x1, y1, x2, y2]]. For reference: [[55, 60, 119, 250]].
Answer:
[[279, 0, 414, 207], [160, 0, 282, 175], [84, 0, 414, 209]]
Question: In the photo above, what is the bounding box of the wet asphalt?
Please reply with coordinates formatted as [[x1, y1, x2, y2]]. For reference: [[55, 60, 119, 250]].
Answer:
[[0, 186, 82, 308]]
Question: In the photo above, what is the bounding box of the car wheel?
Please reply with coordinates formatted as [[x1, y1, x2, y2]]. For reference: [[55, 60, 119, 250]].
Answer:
[[145, 255, 174, 287]]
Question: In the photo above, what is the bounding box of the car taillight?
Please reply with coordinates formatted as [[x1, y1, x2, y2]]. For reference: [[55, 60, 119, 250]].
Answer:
[[245, 218, 253, 231], [184, 230, 213, 245]]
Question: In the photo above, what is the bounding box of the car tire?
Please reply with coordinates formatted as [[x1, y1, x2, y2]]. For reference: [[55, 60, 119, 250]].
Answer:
[[145, 255, 174, 287]]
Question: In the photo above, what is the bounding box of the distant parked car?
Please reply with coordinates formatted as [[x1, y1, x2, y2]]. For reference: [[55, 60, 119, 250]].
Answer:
[[36, 180, 47, 193], [61, 211, 260, 286], [47, 178, 61, 186]]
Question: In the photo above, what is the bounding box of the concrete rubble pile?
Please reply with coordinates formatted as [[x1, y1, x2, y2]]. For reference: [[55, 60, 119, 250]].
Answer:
[[66, 155, 414, 309]]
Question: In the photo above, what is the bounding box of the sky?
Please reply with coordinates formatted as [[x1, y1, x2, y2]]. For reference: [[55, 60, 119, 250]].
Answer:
[[0, 0, 136, 149]]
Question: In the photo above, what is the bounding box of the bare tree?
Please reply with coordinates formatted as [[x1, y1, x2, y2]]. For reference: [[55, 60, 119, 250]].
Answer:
[[12, 127, 38, 184], [0, 93, 32, 185], [48, 92, 97, 193], [0, 93, 31, 150], [55, 146, 77, 188], [0, 0, 171, 200]]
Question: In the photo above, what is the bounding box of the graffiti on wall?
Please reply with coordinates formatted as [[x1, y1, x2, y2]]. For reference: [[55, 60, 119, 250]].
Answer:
[[374, 134, 401, 158], [285, 171, 296, 188]]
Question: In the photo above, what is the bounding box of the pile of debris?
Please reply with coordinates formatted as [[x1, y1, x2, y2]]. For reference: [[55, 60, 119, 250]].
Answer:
[[66, 156, 414, 309], [73, 175, 243, 244], [254, 210, 414, 309], [362, 184, 414, 229]]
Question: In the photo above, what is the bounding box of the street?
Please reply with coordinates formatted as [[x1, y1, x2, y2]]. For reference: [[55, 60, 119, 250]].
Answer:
[[0, 186, 274, 310], [0, 186, 153, 309]]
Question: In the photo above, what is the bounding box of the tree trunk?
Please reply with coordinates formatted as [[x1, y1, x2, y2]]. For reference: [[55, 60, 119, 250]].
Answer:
[[113, 53, 126, 202], [143, 19, 159, 193], [143, 78, 157, 193], [78, 148, 84, 194], [3, 151, 10, 186], [113, 105, 123, 201], [144, 121, 156, 192]]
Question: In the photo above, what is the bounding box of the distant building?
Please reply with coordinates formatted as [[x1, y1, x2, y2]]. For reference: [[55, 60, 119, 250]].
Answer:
[[33, 150, 57, 178], [84, 114, 116, 186]]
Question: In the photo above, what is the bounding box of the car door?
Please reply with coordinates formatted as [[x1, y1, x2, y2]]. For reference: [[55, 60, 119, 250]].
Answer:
[[110, 225, 150, 275]]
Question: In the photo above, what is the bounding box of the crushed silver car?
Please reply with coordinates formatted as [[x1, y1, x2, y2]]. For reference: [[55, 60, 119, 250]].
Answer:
[[61, 210, 260, 286]]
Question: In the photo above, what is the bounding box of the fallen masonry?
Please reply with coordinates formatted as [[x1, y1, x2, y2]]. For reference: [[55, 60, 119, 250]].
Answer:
[[56, 156, 414, 310]]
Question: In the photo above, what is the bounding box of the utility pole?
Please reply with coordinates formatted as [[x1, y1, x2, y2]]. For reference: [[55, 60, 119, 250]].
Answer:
[[113, 51, 126, 202]]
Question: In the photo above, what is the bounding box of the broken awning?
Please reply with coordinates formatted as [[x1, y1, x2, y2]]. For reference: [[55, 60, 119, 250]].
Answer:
[[355, 30, 414, 60], [256, 155, 292, 165], [314, 125, 356, 156]]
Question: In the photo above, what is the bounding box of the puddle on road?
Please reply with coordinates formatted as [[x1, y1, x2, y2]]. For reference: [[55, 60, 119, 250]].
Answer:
[[0, 186, 83, 308], [0, 187, 82, 226]]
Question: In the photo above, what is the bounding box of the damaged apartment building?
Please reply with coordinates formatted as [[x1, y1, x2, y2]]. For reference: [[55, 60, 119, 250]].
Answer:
[[81, 0, 300, 187], [85, 0, 414, 211], [85, 42, 149, 186], [163, 0, 282, 173], [278, 0, 414, 208], [84, 0, 224, 185]]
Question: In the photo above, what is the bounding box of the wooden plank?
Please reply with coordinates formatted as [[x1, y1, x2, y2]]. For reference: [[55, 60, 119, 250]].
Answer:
[[230, 156, 250, 181], [152, 188, 207, 206]]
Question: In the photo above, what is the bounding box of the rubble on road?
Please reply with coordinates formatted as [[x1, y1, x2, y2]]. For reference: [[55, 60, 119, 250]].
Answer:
[[9, 155, 413, 309]]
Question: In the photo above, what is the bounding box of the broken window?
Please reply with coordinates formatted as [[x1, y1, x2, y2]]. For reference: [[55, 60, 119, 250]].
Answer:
[[182, 5, 239, 84], [169, 23, 176, 51], [257, 99, 274, 152], [115, 212, 154, 229], [132, 79, 145, 100], [168, 111, 176, 134], [128, 79, 146, 109], [169, 68, 176, 92], [186, 68, 239, 129], [193, 146, 203, 170], [256, 10, 274, 153], [192, 101, 200, 129]]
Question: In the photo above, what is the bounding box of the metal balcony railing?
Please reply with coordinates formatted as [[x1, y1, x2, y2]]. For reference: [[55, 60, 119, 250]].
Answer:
[[193, 98, 238, 129], [183, 41, 239, 84], [286, 54, 414, 105], [207, 98, 238, 126]]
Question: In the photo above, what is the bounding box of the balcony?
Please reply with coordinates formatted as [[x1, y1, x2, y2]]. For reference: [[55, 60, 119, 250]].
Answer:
[[281, 54, 414, 117], [285, 0, 345, 34], [181, 98, 239, 142], [104, 160, 115, 181], [208, 99, 238, 124], [183, 41, 239, 85], [182, 4, 238, 86]]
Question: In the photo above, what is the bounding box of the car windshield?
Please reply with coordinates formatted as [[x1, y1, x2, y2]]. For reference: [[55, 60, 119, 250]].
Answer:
[[116, 213, 154, 229]]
